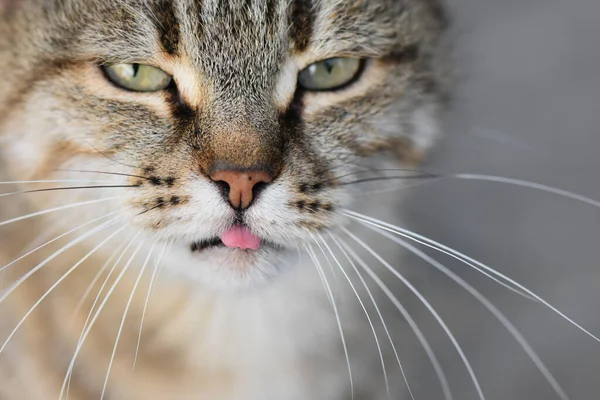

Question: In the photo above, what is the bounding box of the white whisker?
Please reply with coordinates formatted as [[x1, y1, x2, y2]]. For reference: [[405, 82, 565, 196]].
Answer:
[[330, 234, 415, 400], [305, 244, 354, 400], [344, 210, 600, 343], [0, 214, 125, 306], [0, 210, 121, 275], [314, 232, 391, 398], [345, 211, 534, 300], [132, 240, 170, 372], [305, 245, 335, 308], [67, 232, 141, 398], [369, 225, 570, 400], [0, 179, 115, 185], [76, 233, 142, 348], [60, 236, 144, 400], [451, 174, 600, 209], [147, 241, 173, 299], [0, 224, 127, 355], [100, 241, 156, 399], [309, 233, 339, 295], [337, 237, 452, 400], [343, 228, 485, 400], [0, 197, 119, 228], [68, 237, 131, 329]]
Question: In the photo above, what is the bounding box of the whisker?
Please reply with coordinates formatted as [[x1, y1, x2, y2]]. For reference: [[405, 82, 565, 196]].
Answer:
[[101, 241, 156, 399], [147, 241, 173, 300], [67, 232, 141, 397], [329, 234, 415, 400], [135, 203, 164, 217], [56, 169, 151, 182], [0, 224, 127, 355], [133, 240, 170, 372], [311, 234, 340, 300], [0, 185, 138, 198], [83, 142, 141, 170], [448, 174, 600, 209], [339, 174, 438, 186], [342, 227, 485, 400], [349, 211, 535, 301], [0, 179, 116, 185], [60, 236, 144, 400], [353, 178, 443, 197], [0, 210, 121, 275], [336, 237, 453, 400], [321, 168, 438, 185], [305, 244, 354, 400], [344, 213, 534, 300], [314, 232, 391, 398], [326, 157, 365, 174], [75, 233, 142, 348], [305, 245, 335, 308], [0, 197, 120, 228], [340, 169, 600, 209], [344, 210, 600, 343], [68, 237, 132, 329], [0, 214, 125, 306], [23, 221, 70, 254], [369, 225, 570, 400]]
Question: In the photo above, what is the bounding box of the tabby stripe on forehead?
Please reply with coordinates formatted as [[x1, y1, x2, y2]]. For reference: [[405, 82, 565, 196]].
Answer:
[[265, 0, 278, 27], [152, 0, 181, 55], [289, 0, 314, 52]]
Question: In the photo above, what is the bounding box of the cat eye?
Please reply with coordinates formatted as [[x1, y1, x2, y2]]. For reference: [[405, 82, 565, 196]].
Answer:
[[102, 63, 172, 92], [298, 58, 363, 91]]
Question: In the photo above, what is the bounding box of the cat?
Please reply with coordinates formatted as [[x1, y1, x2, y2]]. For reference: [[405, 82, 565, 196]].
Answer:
[[0, 0, 449, 399]]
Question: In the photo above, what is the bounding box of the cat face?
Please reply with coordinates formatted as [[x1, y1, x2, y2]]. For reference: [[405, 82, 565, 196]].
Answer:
[[0, 0, 446, 290]]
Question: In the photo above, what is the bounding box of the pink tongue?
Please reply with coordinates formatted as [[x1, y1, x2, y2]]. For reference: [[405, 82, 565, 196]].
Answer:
[[220, 225, 262, 250]]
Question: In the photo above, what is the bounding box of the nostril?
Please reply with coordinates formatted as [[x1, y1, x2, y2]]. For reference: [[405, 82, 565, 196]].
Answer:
[[209, 168, 274, 210], [252, 181, 268, 202], [214, 180, 230, 200]]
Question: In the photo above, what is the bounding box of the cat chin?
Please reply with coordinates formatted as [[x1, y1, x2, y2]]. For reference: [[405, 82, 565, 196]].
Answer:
[[161, 241, 295, 293]]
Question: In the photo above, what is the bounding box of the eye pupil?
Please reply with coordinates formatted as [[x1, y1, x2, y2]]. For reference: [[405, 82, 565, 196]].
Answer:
[[132, 64, 140, 77], [324, 60, 335, 74]]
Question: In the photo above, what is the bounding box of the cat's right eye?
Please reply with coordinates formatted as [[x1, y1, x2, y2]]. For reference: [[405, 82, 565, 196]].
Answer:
[[102, 63, 172, 92], [298, 58, 363, 91]]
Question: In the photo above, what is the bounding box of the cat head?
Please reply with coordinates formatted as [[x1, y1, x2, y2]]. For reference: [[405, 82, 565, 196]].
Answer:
[[0, 0, 447, 290]]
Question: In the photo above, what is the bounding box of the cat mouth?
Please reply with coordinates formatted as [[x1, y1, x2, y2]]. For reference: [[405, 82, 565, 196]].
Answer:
[[190, 224, 278, 253], [190, 237, 226, 252]]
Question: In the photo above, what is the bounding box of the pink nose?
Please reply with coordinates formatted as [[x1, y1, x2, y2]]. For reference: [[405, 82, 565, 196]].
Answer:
[[209, 170, 273, 209]]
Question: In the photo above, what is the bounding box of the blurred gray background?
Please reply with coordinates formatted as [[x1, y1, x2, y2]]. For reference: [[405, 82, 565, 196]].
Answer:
[[397, 0, 600, 398]]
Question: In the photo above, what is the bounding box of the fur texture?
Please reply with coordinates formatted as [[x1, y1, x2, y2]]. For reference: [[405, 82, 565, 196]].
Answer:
[[0, 1, 447, 399]]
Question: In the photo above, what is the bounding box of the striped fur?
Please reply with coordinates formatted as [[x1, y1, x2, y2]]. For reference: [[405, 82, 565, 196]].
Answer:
[[0, 1, 448, 399]]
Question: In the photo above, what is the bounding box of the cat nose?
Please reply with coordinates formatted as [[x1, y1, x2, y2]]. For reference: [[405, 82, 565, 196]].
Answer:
[[209, 169, 274, 210]]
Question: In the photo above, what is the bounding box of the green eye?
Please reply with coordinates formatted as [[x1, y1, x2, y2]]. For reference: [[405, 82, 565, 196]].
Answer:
[[102, 63, 172, 92], [298, 58, 363, 91]]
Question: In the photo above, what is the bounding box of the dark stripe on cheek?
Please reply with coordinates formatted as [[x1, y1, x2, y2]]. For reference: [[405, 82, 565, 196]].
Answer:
[[289, 0, 314, 52], [152, 0, 181, 55], [165, 88, 197, 134]]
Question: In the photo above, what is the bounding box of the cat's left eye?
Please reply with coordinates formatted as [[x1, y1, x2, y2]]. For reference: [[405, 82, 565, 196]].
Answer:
[[102, 63, 172, 92], [298, 58, 363, 91]]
